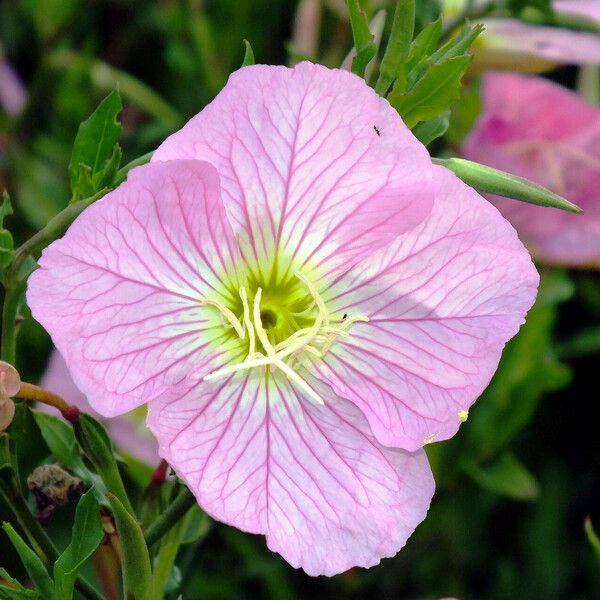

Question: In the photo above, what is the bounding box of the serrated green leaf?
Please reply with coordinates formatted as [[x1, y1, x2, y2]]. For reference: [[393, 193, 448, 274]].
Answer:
[[411, 110, 450, 145], [345, 0, 376, 77], [2, 523, 54, 599], [241, 39, 255, 66], [375, 0, 415, 95], [432, 157, 583, 213], [53, 489, 103, 600], [107, 493, 152, 600], [464, 453, 540, 501], [69, 90, 122, 202], [390, 55, 472, 127]]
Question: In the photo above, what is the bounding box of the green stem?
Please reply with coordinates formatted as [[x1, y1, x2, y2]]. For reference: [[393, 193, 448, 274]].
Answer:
[[144, 486, 196, 548], [1, 282, 24, 364], [7, 195, 98, 284], [112, 151, 154, 186]]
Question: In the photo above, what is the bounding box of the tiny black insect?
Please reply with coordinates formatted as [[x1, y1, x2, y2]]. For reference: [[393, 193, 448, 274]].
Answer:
[[373, 125, 380, 136], [342, 314, 348, 320]]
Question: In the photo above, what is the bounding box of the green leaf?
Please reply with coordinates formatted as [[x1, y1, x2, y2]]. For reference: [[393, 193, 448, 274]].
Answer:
[[68, 90, 122, 202], [2, 523, 54, 599], [53, 490, 103, 600], [432, 157, 583, 214], [241, 39, 255, 66], [584, 517, 600, 566], [181, 505, 211, 545], [411, 110, 450, 145], [464, 453, 540, 501], [73, 414, 134, 516], [345, 0, 376, 77], [375, 0, 415, 95], [389, 55, 472, 127], [107, 493, 152, 600], [0, 568, 40, 599], [405, 18, 442, 73], [0, 191, 14, 271], [31, 411, 79, 468]]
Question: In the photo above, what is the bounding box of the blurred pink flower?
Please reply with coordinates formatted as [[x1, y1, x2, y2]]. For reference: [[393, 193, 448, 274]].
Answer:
[[0, 49, 26, 116], [473, 18, 600, 71], [41, 350, 158, 465], [27, 63, 538, 574], [554, 0, 600, 24], [463, 72, 600, 266]]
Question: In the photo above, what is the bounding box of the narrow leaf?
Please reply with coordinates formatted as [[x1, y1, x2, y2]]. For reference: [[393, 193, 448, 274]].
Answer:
[[390, 55, 472, 127], [584, 517, 600, 565], [107, 493, 152, 600], [241, 39, 255, 66], [433, 157, 583, 214], [464, 454, 540, 501], [69, 90, 122, 201], [54, 490, 103, 600], [411, 110, 450, 145], [345, 0, 376, 77], [405, 18, 442, 72], [32, 411, 79, 467], [375, 0, 415, 95], [2, 523, 54, 599], [0, 568, 40, 599], [0, 191, 13, 228]]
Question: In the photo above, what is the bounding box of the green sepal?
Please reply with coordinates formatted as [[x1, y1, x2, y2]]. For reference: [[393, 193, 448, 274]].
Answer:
[[411, 110, 450, 146], [433, 157, 583, 214]]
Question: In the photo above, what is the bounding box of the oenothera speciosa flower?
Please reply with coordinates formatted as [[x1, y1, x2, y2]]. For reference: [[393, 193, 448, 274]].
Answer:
[[27, 63, 538, 575], [41, 350, 158, 465], [463, 72, 600, 267]]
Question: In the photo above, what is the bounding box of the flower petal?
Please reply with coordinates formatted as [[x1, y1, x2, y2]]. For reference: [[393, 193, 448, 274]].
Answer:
[[148, 374, 434, 576], [314, 165, 539, 451], [27, 160, 241, 416], [474, 19, 600, 71], [463, 72, 600, 265], [41, 350, 158, 464], [152, 62, 434, 278]]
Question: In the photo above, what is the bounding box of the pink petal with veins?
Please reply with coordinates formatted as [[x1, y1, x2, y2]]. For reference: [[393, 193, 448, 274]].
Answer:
[[153, 62, 434, 279], [41, 350, 158, 464], [27, 160, 241, 416], [148, 374, 434, 576], [314, 165, 539, 450], [463, 72, 600, 265]]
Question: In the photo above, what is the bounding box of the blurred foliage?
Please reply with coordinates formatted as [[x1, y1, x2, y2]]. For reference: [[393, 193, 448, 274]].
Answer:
[[1, 1, 599, 599]]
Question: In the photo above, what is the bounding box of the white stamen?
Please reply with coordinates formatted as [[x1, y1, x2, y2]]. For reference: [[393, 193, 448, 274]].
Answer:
[[202, 271, 367, 407]]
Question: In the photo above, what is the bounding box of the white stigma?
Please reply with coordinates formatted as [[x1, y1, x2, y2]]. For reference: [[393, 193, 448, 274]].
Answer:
[[202, 272, 368, 406]]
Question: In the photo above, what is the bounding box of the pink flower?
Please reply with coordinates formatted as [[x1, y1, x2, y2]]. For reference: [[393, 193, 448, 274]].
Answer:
[[40, 350, 158, 465], [27, 63, 538, 574], [463, 72, 600, 266]]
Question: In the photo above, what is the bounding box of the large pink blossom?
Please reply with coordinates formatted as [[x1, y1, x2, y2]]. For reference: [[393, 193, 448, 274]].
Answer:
[[463, 72, 600, 266], [41, 350, 158, 465], [27, 63, 538, 574]]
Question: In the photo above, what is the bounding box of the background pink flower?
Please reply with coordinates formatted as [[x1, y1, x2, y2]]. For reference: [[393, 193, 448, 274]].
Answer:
[[27, 63, 538, 574], [463, 72, 600, 266], [41, 350, 158, 465]]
